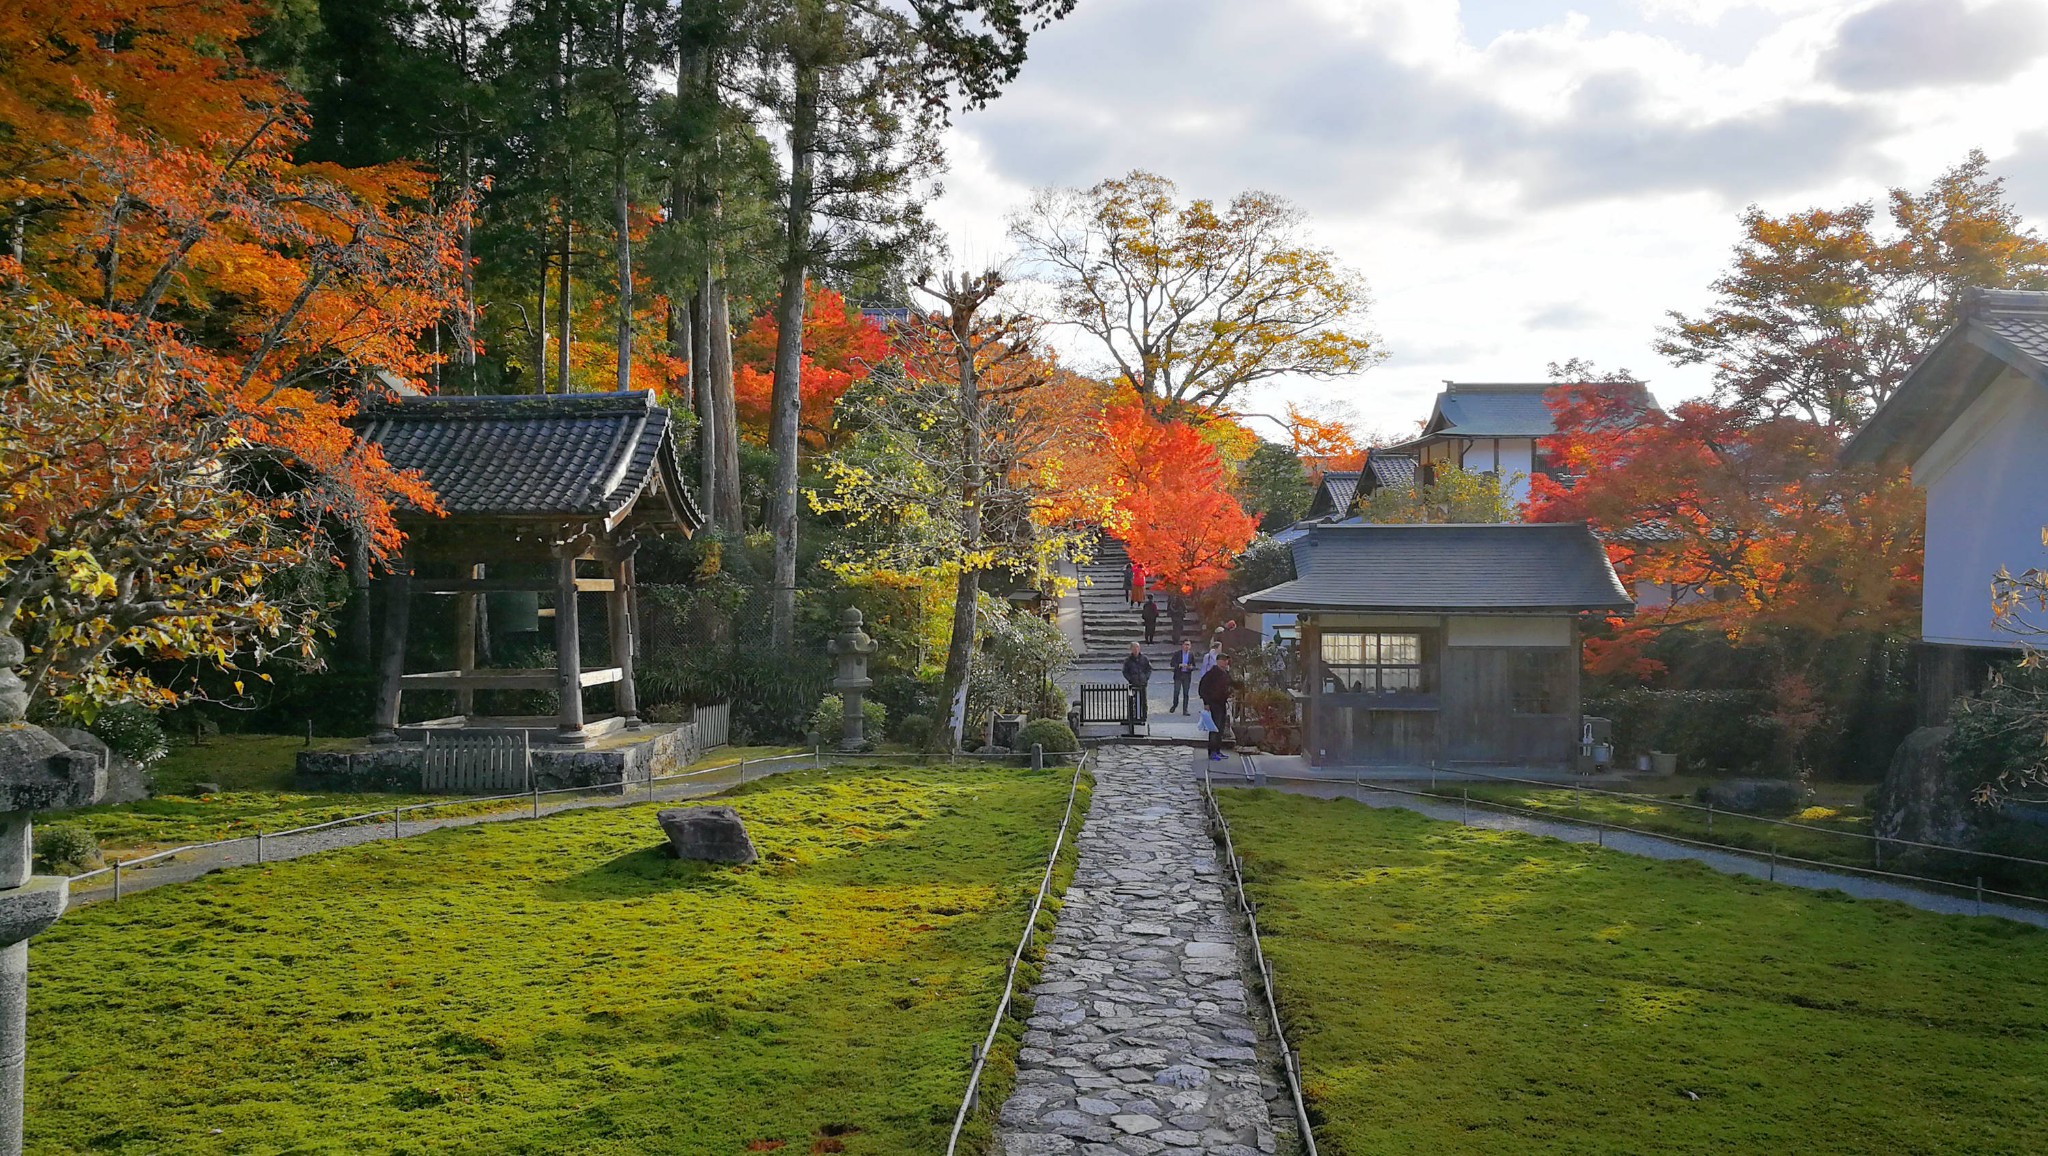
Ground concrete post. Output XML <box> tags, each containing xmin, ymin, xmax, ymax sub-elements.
<box><xmin>828</xmin><ymin>608</ymin><xmax>877</xmax><ymax>752</ymax></box>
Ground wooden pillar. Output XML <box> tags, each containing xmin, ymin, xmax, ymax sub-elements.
<box><xmin>454</xmin><ymin>563</ymin><xmax>481</xmax><ymax>719</ymax></box>
<box><xmin>554</xmin><ymin>551</ymin><xmax>585</xmax><ymax>743</ymax></box>
<box><xmin>371</xmin><ymin>563</ymin><xmax>412</xmax><ymax>743</ymax></box>
<box><xmin>607</xmin><ymin>553</ymin><xmax>640</xmax><ymax>726</ymax></box>
<box><xmin>1300</xmin><ymin>614</ymin><xmax>1321</xmax><ymax>766</ymax></box>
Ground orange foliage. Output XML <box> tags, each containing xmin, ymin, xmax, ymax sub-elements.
<box><xmin>732</xmin><ymin>285</ymin><xmax>888</xmax><ymax>446</ymax></box>
<box><xmin>1097</xmin><ymin>402</ymin><xmax>1257</xmax><ymax>589</ymax></box>
<box><xmin>1285</xmin><ymin>401</ymin><xmax>1364</xmax><ymax>479</ymax></box>
<box><xmin>1528</xmin><ymin>395</ymin><xmax>1923</xmax><ymax>649</ymax></box>
<box><xmin>0</xmin><ymin>2</ymin><xmax>468</xmax><ymax>707</ymax></box>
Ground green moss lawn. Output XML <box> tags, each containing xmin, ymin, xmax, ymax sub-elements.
<box><xmin>1216</xmin><ymin>788</ymin><xmax>2048</xmax><ymax>1155</ymax></box>
<box><xmin>29</xmin><ymin>762</ymin><xmax>1081</xmax><ymax>1154</ymax></box>
<box><xmin>46</xmin><ymin>735</ymin><xmax>802</xmax><ymax>858</ymax></box>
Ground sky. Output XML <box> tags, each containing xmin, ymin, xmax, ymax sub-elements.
<box><xmin>923</xmin><ymin>0</ymin><xmax>2048</xmax><ymax>441</ymax></box>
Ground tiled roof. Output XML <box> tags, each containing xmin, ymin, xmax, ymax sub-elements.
<box><xmin>1365</xmin><ymin>451</ymin><xmax>1417</xmax><ymax>488</ymax></box>
<box><xmin>1416</xmin><ymin>381</ymin><xmax>1661</xmax><ymax>441</ymax></box>
<box><xmin>1243</xmin><ymin>522</ymin><xmax>1633</xmax><ymax>614</ymax></box>
<box><xmin>1308</xmin><ymin>471</ymin><xmax>1361</xmax><ymax>519</ymax></box>
<box><xmin>357</xmin><ymin>392</ymin><xmax>701</xmax><ymax>529</ymax></box>
<box><xmin>1844</xmin><ymin>289</ymin><xmax>2048</xmax><ymax>467</ymax></box>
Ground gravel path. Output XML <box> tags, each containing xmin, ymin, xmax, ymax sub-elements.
<box><xmin>67</xmin><ymin>756</ymin><xmax>802</xmax><ymax>906</ymax></box>
<box><xmin>1230</xmin><ymin>765</ymin><xmax>2048</xmax><ymax>929</ymax></box>
<box><xmin>996</xmin><ymin>747</ymin><xmax>1296</xmax><ymax>1155</ymax></box>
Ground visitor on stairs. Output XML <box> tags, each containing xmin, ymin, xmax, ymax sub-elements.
<box><xmin>1197</xmin><ymin>640</ymin><xmax>1222</xmax><ymax>680</ymax></box>
<box><xmin>1129</xmin><ymin>563</ymin><xmax>1148</xmax><ymax>607</ymax></box>
<box><xmin>1167</xmin><ymin>592</ymin><xmax>1187</xmax><ymax>644</ymax></box>
<box><xmin>1170</xmin><ymin>640</ymin><xmax>1197</xmax><ymax>714</ymax></box>
<box><xmin>1122</xmin><ymin>642</ymin><xmax>1154</xmax><ymax>724</ymax></box>
<box><xmin>1199</xmin><ymin>655</ymin><xmax>1234</xmax><ymax>760</ymax></box>
<box><xmin>1141</xmin><ymin>595</ymin><xmax>1160</xmax><ymax>643</ymax></box>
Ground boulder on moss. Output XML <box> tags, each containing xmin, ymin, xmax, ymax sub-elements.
<box><xmin>657</xmin><ymin>806</ymin><xmax>757</xmax><ymax>865</ymax></box>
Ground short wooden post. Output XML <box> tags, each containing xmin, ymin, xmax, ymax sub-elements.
<box><xmin>1706</xmin><ymin>801</ymin><xmax>1714</xmax><ymax>835</ymax></box>
<box><xmin>113</xmin><ymin>860</ymin><xmax>121</xmax><ymax>902</ymax></box>
<box><xmin>553</xmin><ymin>551</ymin><xmax>585</xmax><ymax>744</ymax></box>
<box><xmin>256</xmin><ymin>830</ymin><xmax>264</xmax><ymax>864</ymax></box>
<box><xmin>1977</xmin><ymin>876</ymin><xmax>1985</xmax><ymax>915</ymax></box>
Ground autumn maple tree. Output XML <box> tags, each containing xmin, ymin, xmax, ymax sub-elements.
<box><xmin>1096</xmin><ymin>401</ymin><xmax>1258</xmax><ymax>590</ymax></box>
<box><xmin>0</xmin><ymin>3</ymin><xmax>467</xmax><ymax>713</ymax></box>
<box><xmin>732</xmin><ymin>283</ymin><xmax>889</xmax><ymax>446</ymax></box>
<box><xmin>1528</xmin><ymin>396</ymin><xmax>1923</xmax><ymax>678</ymax></box>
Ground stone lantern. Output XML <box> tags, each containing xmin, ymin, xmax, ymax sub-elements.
<box><xmin>0</xmin><ymin>633</ymin><xmax>104</xmax><ymax>1154</ymax></box>
<box><xmin>827</xmin><ymin>607</ymin><xmax>877</xmax><ymax>751</ymax></box>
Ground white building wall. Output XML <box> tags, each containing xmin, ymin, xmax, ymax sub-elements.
<box><xmin>1496</xmin><ymin>438</ymin><xmax>1536</xmax><ymax>505</ymax></box>
<box><xmin>1916</xmin><ymin>370</ymin><xmax>2048</xmax><ymax>649</ymax></box>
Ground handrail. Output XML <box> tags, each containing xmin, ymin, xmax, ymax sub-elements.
<box><xmin>943</xmin><ymin>749</ymin><xmax>1091</xmax><ymax>1154</ymax></box>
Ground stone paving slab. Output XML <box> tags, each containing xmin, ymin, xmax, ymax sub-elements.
<box><xmin>995</xmin><ymin>747</ymin><xmax>1295</xmax><ymax>1155</ymax></box>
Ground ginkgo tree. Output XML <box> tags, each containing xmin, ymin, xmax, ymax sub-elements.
<box><xmin>1010</xmin><ymin>170</ymin><xmax>1382</xmax><ymax>416</ymax></box>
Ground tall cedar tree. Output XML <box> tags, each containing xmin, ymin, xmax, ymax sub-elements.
<box><xmin>754</xmin><ymin>0</ymin><xmax>1079</xmax><ymax>650</ymax></box>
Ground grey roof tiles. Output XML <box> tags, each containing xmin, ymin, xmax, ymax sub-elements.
<box><xmin>357</xmin><ymin>391</ymin><xmax>701</xmax><ymax>528</ymax></box>
<box><xmin>1242</xmin><ymin>522</ymin><xmax>1633</xmax><ymax>614</ymax></box>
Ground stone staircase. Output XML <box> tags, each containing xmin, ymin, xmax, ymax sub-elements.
<box><xmin>1076</xmin><ymin>539</ymin><xmax>1149</xmax><ymax>664</ymax></box>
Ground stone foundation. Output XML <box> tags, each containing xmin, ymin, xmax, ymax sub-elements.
<box><xmin>295</xmin><ymin>723</ymin><xmax>694</xmax><ymax>793</ymax></box>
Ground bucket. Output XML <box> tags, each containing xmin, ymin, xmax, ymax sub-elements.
<box><xmin>1650</xmin><ymin>751</ymin><xmax>1679</xmax><ymax>776</ymax></box>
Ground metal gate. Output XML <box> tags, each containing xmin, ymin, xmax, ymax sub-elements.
<box><xmin>421</xmin><ymin>729</ymin><xmax>533</xmax><ymax>794</ymax></box>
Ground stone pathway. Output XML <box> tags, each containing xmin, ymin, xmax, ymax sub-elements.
<box><xmin>996</xmin><ymin>747</ymin><xmax>1294</xmax><ymax>1155</ymax></box>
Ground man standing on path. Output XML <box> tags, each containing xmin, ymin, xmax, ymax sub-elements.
<box><xmin>1140</xmin><ymin>594</ymin><xmax>1160</xmax><ymax>644</ymax></box>
<box><xmin>1199</xmin><ymin>654</ymin><xmax>1234</xmax><ymax>761</ymax></box>
<box><xmin>1169</xmin><ymin>640</ymin><xmax>1197</xmax><ymax>715</ymax></box>
<box><xmin>1122</xmin><ymin>642</ymin><xmax>1154</xmax><ymax>724</ymax></box>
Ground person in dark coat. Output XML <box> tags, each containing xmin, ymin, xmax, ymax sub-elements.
<box><xmin>1169</xmin><ymin>640</ymin><xmax>1198</xmax><ymax>714</ymax></box>
<box><xmin>1167</xmin><ymin>593</ymin><xmax>1187</xmax><ymax>645</ymax></box>
<box><xmin>1121</xmin><ymin>642</ymin><xmax>1154</xmax><ymax>722</ymax></box>
<box><xmin>1198</xmin><ymin>655</ymin><xmax>1234</xmax><ymax>760</ymax></box>
<box><xmin>1140</xmin><ymin>595</ymin><xmax>1160</xmax><ymax>643</ymax></box>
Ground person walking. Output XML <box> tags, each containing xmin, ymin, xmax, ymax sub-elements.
<box><xmin>1129</xmin><ymin>562</ymin><xmax>1148</xmax><ymax>607</ymax></box>
<box><xmin>1198</xmin><ymin>654</ymin><xmax>1234</xmax><ymax>761</ymax></box>
<box><xmin>1121</xmin><ymin>642</ymin><xmax>1154</xmax><ymax>724</ymax></box>
<box><xmin>1197</xmin><ymin>640</ymin><xmax>1222</xmax><ymax>680</ymax></box>
<box><xmin>1140</xmin><ymin>595</ymin><xmax>1160</xmax><ymax>644</ymax></box>
<box><xmin>1169</xmin><ymin>640</ymin><xmax>1198</xmax><ymax>715</ymax></box>
<box><xmin>1167</xmin><ymin>593</ymin><xmax>1187</xmax><ymax>645</ymax></box>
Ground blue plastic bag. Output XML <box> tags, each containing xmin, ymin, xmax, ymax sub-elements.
<box><xmin>1197</xmin><ymin>709</ymin><xmax>1217</xmax><ymax>733</ymax></box>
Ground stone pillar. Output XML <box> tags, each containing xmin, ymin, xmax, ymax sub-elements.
<box><xmin>828</xmin><ymin>608</ymin><xmax>877</xmax><ymax>751</ymax></box>
<box><xmin>0</xmin><ymin>632</ymin><xmax>104</xmax><ymax>1155</ymax></box>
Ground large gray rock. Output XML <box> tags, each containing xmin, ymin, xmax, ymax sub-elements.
<box><xmin>1872</xmin><ymin>725</ymin><xmax>1991</xmax><ymax>847</ymax></box>
<box><xmin>657</xmin><ymin>806</ymin><xmax>757</xmax><ymax>864</ymax></box>
<box><xmin>1695</xmin><ymin>777</ymin><xmax>1806</xmax><ymax>817</ymax></box>
<box><xmin>42</xmin><ymin>728</ymin><xmax>150</xmax><ymax>804</ymax></box>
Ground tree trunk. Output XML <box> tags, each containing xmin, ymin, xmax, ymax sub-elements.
<box><xmin>535</xmin><ymin>244</ymin><xmax>551</xmax><ymax>394</ymax></box>
<box><xmin>612</xmin><ymin>0</ymin><xmax>633</xmax><ymax>394</ymax></box>
<box><xmin>555</xmin><ymin>213</ymin><xmax>573</xmax><ymax>392</ymax></box>
<box><xmin>707</xmin><ymin>279</ymin><xmax>742</xmax><ymax>528</ymax></box>
<box><xmin>669</xmin><ymin>296</ymin><xmax>692</xmax><ymax>410</ymax></box>
<box><xmin>940</xmin><ymin>347</ymin><xmax>983</xmax><ymax>747</ymax></box>
<box><xmin>767</xmin><ymin>57</ymin><xmax>818</xmax><ymax>650</ymax></box>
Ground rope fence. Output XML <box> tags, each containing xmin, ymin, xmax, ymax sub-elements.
<box><xmin>1201</xmin><ymin>759</ymin><xmax>1320</xmax><ymax>1155</ymax></box>
<box><xmin>1229</xmin><ymin>761</ymin><xmax>2048</xmax><ymax>920</ymax></box>
<box><xmin>944</xmin><ymin>746</ymin><xmax>1091</xmax><ymax>1155</ymax></box>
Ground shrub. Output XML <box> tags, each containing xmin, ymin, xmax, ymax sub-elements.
<box><xmin>893</xmin><ymin>713</ymin><xmax>935</xmax><ymax>750</ymax></box>
<box><xmin>1015</xmin><ymin>718</ymin><xmax>1078</xmax><ymax>754</ymax></box>
<box><xmin>83</xmin><ymin>702</ymin><xmax>169</xmax><ymax>765</ymax></box>
<box><xmin>644</xmin><ymin>702</ymin><xmax>691</xmax><ymax>724</ymax></box>
<box><xmin>810</xmin><ymin>695</ymin><xmax>887</xmax><ymax>743</ymax></box>
<box><xmin>34</xmin><ymin>823</ymin><xmax>102</xmax><ymax>873</ymax></box>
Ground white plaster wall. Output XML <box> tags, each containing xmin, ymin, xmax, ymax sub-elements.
<box><xmin>1498</xmin><ymin>438</ymin><xmax>1535</xmax><ymax>505</ymax></box>
<box><xmin>1446</xmin><ymin>616</ymin><xmax>1571</xmax><ymax>647</ymax></box>
<box><xmin>1917</xmin><ymin>371</ymin><xmax>2048</xmax><ymax>649</ymax></box>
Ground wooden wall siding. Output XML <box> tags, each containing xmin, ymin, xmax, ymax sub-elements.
<box><xmin>1438</xmin><ymin>646</ymin><xmax>1576</xmax><ymax>766</ymax></box>
<box><xmin>1312</xmin><ymin>705</ymin><xmax>1437</xmax><ymax>765</ymax></box>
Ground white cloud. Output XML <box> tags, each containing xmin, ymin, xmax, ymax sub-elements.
<box><xmin>1820</xmin><ymin>0</ymin><xmax>2048</xmax><ymax>91</ymax></box>
<box><xmin>928</xmin><ymin>0</ymin><xmax>2048</xmax><ymax>433</ymax></box>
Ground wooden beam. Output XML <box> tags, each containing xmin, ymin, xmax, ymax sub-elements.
<box><xmin>454</xmin><ymin>563</ymin><xmax>480</xmax><ymax>716</ymax></box>
<box><xmin>401</xmin><ymin>667</ymin><xmax>624</xmax><ymax>691</ymax></box>
<box><xmin>607</xmin><ymin>555</ymin><xmax>639</xmax><ymax>725</ymax></box>
<box><xmin>412</xmin><ymin>576</ymin><xmax>616</xmax><ymax>594</ymax></box>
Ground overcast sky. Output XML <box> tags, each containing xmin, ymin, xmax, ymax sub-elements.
<box><xmin>924</xmin><ymin>0</ymin><xmax>2048</xmax><ymax>440</ymax></box>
